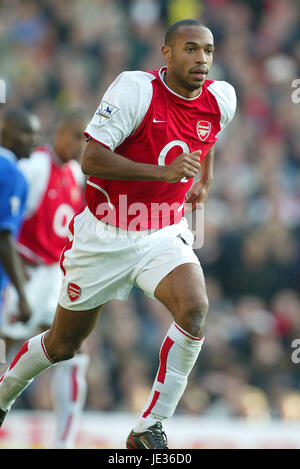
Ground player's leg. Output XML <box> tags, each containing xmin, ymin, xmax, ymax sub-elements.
<box><xmin>44</xmin><ymin>303</ymin><xmax>102</xmax><ymax>361</ymax></box>
<box><xmin>0</xmin><ymin>303</ymin><xmax>102</xmax><ymax>421</ymax></box>
<box><xmin>34</xmin><ymin>263</ymin><xmax>91</xmax><ymax>449</ymax></box>
<box><xmin>128</xmin><ymin>262</ymin><xmax>207</xmax><ymax>448</ymax></box>
<box><xmin>153</xmin><ymin>262</ymin><xmax>208</xmax><ymax>336</ymax></box>
<box><xmin>0</xmin><ymin>262</ymin><xmax>91</xmax><ymax>446</ymax></box>
<box><xmin>37</xmin><ymin>321</ymin><xmax>90</xmax><ymax>451</ymax></box>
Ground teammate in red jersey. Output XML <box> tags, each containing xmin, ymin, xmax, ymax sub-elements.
<box><xmin>0</xmin><ymin>113</ymin><xmax>89</xmax><ymax>448</ymax></box>
<box><xmin>0</xmin><ymin>19</ymin><xmax>236</xmax><ymax>449</ymax></box>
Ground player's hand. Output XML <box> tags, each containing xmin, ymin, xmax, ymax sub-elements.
<box><xmin>16</xmin><ymin>295</ymin><xmax>32</xmax><ymax>323</ymax></box>
<box><xmin>163</xmin><ymin>150</ymin><xmax>201</xmax><ymax>182</ymax></box>
<box><xmin>185</xmin><ymin>180</ymin><xmax>211</xmax><ymax>212</ymax></box>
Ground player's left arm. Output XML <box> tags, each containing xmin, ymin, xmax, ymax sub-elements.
<box><xmin>185</xmin><ymin>145</ymin><xmax>214</xmax><ymax>211</ymax></box>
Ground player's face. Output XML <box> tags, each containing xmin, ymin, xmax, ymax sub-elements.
<box><xmin>163</xmin><ymin>26</ymin><xmax>214</xmax><ymax>98</ymax></box>
<box><xmin>12</xmin><ymin>115</ymin><xmax>40</xmax><ymax>159</ymax></box>
<box><xmin>57</xmin><ymin>121</ymin><xmax>85</xmax><ymax>163</ymax></box>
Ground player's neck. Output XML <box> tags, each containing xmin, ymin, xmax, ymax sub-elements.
<box><xmin>163</xmin><ymin>72</ymin><xmax>202</xmax><ymax>99</ymax></box>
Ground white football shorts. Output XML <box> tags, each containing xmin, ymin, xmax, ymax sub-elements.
<box><xmin>1</xmin><ymin>263</ymin><xmax>62</xmax><ymax>340</ymax></box>
<box><xmin>58</xmin><ymin>206</ymin><xmax>201</xmax><ymax>311</ymax></box>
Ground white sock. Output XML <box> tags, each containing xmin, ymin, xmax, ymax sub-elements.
<box><xmin>0</xmin><ymin>332</ymin><xmax>54</xmax><ymax>411</ymax></box>
<box><xmin>134</xmin><ymin>322</ymin><xmax>204</xmax><ymax>432</ymax></box>
<box><xmin>51</xmin><ymin>353</ymin><xmax>89</xmax><ymax>449</ymax></box>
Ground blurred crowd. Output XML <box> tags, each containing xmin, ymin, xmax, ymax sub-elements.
<box><xmin>1</xmin><ymin>0</ymin><xmax>300</xmax><ymax>421</ymax></box>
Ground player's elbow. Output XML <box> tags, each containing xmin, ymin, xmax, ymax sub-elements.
<box><xmin>81</xmin><ymin>151</ymin><xmax>99</xmax><ymax>176</ymax></box>
<box><xmin>81</xmin><ymin>155</ymin><xmax>92</xmax><ymax>175</ymax></box>
<box><xmin>81</xmin><ymin>146</ymin><xmax>92</xmax><ymax>174</ymax></box>
<box><xmin>81</xmin><ymin>140</ymin><xmax>107</xmax><ymax>176</ymax></box>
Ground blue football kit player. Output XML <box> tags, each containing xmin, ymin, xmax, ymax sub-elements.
<box><xmin>0</xmin><ymin>147</ymin><xmax>28</xmax><ymax>301</ymax></box>
<box><xmin>0</xmin><ymin>109</ymin><xmax>40</xmax><ymax>323</ymax></box>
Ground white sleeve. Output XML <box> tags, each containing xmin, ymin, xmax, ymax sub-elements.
<box><xmin>207</xmin><ymin>81</ymin><xmax>237</xmax><ymax>132</ymax></box>
<box><xmin>84</xmin><ymin>71</ymin><xmax>154</xmax><ymax>151</ymax></box>
<box><xmin>18</xmin><ymin>151</ymin><xmax>51</xmax><ymax>218</ymax></box>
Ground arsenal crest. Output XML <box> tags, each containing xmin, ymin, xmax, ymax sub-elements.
<box><xmin>197</xmin><ymin>121</ymin><xmax>211</xmax><ymax>141</ymax></box>
<box><xmin>67</xmin><ymin>282</ymin><xmax>81</xmax><ymax>301</ymax></box>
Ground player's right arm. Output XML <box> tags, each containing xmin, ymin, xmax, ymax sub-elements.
<box><xmin>0</xmin><ymin>231</ymin><xmax>31</xmax><ymax>322</ymax></box>
<box><xmin>82</xmin><ymin>71</ymin><xmax>201</xmax><ymax>183</ymax></box>
<box><xmin>81</xmin><ymin>140</ymin><xmax>201</xmax><ymax>182</ymax></box>
<box><xmin>0</xmin><ymin>165</ymin><xmax>31</xmax><ymax>322</ymax></box>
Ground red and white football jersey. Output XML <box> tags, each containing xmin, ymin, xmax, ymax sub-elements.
<box><xmin>84</xmin><ymin>66</ymin><xmax>236</xmax><ymax>230</ymax></box>
<box><xmin>17</xmin><ymin>145</ymin><xmax>84</xmax><ymax>265</ymax></box>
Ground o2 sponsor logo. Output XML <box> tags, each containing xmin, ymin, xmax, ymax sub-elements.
<box><xmin>53</xmin><ymin>204</ymin><xmax>75</xmax><ymax>238</ymax></box>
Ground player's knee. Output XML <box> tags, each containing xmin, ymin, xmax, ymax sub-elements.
<box><xmin>184</xmin><ymin>298</ymin><xmax>209</xmax><ymax>336</ymax></box>
<box><xmin>55</xmin><ymin>345</ymin><xmax>76</xmax><ymax>362</ymax></box>
<box><xmin>45</xmin><ymin>333</ymin><xmax>79</xmax><ymax>362</ymax></box>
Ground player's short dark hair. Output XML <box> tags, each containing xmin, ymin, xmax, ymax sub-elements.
<box><xmin>1</xmin><ymin>108</ymin><xmax>34</xmax><ymax>128</ymax></box>
<box><xmin>56</xmin><ymin>108</ymin><xmax>88</xmax><ymax>130</ymax></box>
<box><xmin>165</xmin><ymin>19</ymin><xmax>208</xmax><ymax>46</ymax></box>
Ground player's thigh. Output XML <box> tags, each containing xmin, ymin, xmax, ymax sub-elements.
<box><xmin>154</xmin><ymin>262</ymin><xmax>209</xmax><ymax>334</ymax></box>
<box><xmin>45</xmin><ymin>303</ymin><xmax>103</xmax><ymax>360</ymax></box>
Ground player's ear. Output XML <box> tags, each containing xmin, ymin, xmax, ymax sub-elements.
<box><xmin>162</xmin><ymin>45</ymin><xmax>172</xmax><ymax>63</ymax></box>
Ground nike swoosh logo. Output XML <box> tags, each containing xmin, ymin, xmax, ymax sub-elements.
<box><xmin>153</xmin><ymin>118</ymin><xmax>166</xmax><ymax>123</ymax></box>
